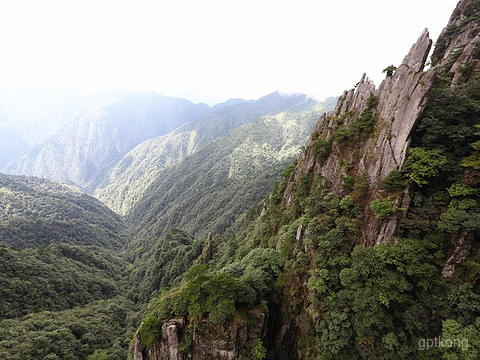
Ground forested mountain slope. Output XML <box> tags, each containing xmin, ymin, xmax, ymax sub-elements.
<box><xmin>122</xmin><ymin>99</ymin><xmax>333</xmax><ymax>306</ymax></box>
<box><xmin>0</xmin><ymin>243</ymin><xmax>127</xmax><ymax>318</ymax></box>
<box><xmin>134</xmin><ymin>1</ymin><xmax>480</xmax><ymax>359</ymax></box>
<box><xmin>0</xmin><ymin>173</ymin><xmax>134</xmax><ymax>359</ymax></box>
<box><xmin>0</xmin><ymin>86</ymin><xmax>91</xmax><ymax>168</ymax></box>
<box><xmin>127</xmin><ymin>99</ymin><xmax>328</xmax><ymax>241</ymax></box>
<box><xmin>0</xmin><ymin>296</ymin><xmax>135</xmax><ymax>360</ymax></box>
<box><xmin>2</xmin><ymin>90</ymin><xmax>209</xmax><ymax>191</ymax></box>
<box><xmin>96</xmin><ymin>92</ymin><xmax>334</xmax><ymax>215</ymax></box>
<box><xmin>0</xmin><ymin>173</ymin><xmax>126</xmax><ymax>249</ymax></box>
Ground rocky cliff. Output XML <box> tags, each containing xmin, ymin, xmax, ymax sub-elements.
<box><xmin>133</xmin><ymin>308</ymin><xmax>267</xmax><ymax>360</ymax></box>
<box><xmin>132</xmin><ymin>1</ymin><xmax>480</xmax><ymax>359</ymax></box>
<box><xmin>285</xmin><ymin>0</ymin><xmax>480</xmax><ymax>247</ymax></box>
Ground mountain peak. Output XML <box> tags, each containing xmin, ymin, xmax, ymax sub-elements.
<box><xmin>211</xmin><ymin>98</ymin><xmax>253</xmax><ymax>111</ymax></box>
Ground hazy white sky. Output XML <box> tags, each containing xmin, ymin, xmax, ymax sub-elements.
<box><xmin>0</xmin><ymin>0</ymin><xmax>459</xmax><ymax>105</ymax></box>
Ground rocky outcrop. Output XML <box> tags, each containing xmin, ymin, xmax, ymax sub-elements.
<box><xmin>365</xmin><ymin>29</ymin><xmax>433</xmax><ymax>186</ymax></box>
<box><xmin>432</xmin><ymin>0</ymin><xmax>480</xmax><ymax>70</ymax></box>
<box><xmin>144</xmin><ymin>319</ymin><xmax>185</xmax><ymax>360</ymax></box>
<box><xmin>197</xmin><ymin>233</ymin><xmax>214</xmax><ymax>264</ymax></box>
<box><xmin>442</xmin><ymin>230</ymin><xmax>473</xmax><ymax>279</ymax></box>
<box><xmin>135</xmin><ymin>308</ymin><xmax>267</xmax><ymax>360</ymax></box>
<box><xmin>286</xmin><ymin>0</ymin><xmax>480</xmax><ymax>246</ymax></box>
<box><xmin>287</xmin><ymin>29</ymin><xmax>435</xmax><ymax>245</ymax></box>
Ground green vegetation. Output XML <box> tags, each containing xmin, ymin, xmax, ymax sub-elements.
<box><xmin>370</xmin><ymin>198</ymin><xmax>399</xmax><ymax>219</ymax></box>
<box><xmin>403</xmin><ymin>147</ymin><xmax>447</xmax><ymax>186</ymax></box>
<box><xmin>382</xmin><ymin>170</ymin><xmax>407</xmax><ymax>193</ymax></box>
<box><xmin>461</xmin><ymin>124</ymin><xmax>480</xmax><ymax>169</ymax></box>
<box><xmin>382</xmin><ymin>65</ymin><xmax>397</xmax><ymax>77</ymax></box>
<box><xmin>311</xmin><ymin>136</ymin><xmax>333</xmax><ymax>165</ymax></box>
<box><xmin>334</xmin><ymin>95</ymin><xmax>378</xmax><ymax>145</ymax></box>
<box><xmin>0</xmin><ymin>297</ymin><xmax>134</xmax><ymax>360</ymax></box>
<box><xmin>126</xmin><ymin>228</ymin><xmax>203</xmax><ymax>304</ymax></box>
<box><xmin>0</xmin><ymin>174</ymin><xmax>126</xmax><ymax>249</ymax></box>
<box><xmin>0</xmin><ymin>243</ymin><xmax>126</xmax><ymax>318</ymax></box>
<box><xmin>144</xmin><ymin>248</ymin><xmax>280</xmax><ymax>328</ymax></box>
<box><xmin>0</xmin><ymin>174</ymin><xmax>133</xmax><ymax>359</ymax></box>
<box><xmin>250</xmin><ymin>339</ymin><xmax>267</xmax><ymax>359</ymax></box>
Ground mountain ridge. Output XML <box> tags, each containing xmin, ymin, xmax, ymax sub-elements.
<box><xmin>2</xmin><ymin>90</ymin><xmax>210</xmax><ymax>192</ymax></box>
<box><xmin>0</xmin><ymin>173</ymin><xmax>127</xmax><ymax>250</ymax></box>
<box><xmin>96</xmin><ymin>92</ymin><xmax>329</xmax><ymax>215</ymax></box>
<box><xmin>132</xmin><ymin>1</ymin><xmax>480</xmax><ymax>358</ymax></box>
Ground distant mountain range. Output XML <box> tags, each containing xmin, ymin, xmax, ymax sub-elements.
<box><xmin>1</xmin><ymin>87</ymin><xmax>335</xmax><ymax>217</ymax></box>
<box><xmin>125</xmin><ymin>98</ymin><xmax>330</xmax><ymax>239</ymax></box>
<box><xmin>2</xmin><ymin>89</ymin><xmax>209</xmax><ymax>191</ymax></box>
<box><xmin>1</xmin><ymin>1</ymin><xmax>479</xmax><ymax>359</ymax></box>
<box><xmin>95</xmin><ymin>92</ymin><xmax>330</xmax><ymax>214</ymax></box>
<box><xmin>0</xmin><ymin>86</ymin><xmax>336</xmax><ymax>358</ymax></box>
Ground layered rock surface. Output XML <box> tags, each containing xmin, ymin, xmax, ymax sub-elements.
<box><xmin>286</xmin><ymin>29</ymin><xmax>434</xmax><ymax>245</ymax></box>
<box><xmin>134</xmin><ymin>309</ymin><xmax>267</xmax><ymax>360</ymax></box>
<box><xmin>286</xmin><ymin>0</ymin><xmax>480</xmax><ymax>245</ymax></box>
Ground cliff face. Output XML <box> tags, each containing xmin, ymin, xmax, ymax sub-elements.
<box><xmin>285</xmin><ymin>31</ymin><xmax>433</xmax><ymax>246</ymax></box>
<box><xmin>432</xmin><ymin>0</ymin><xmax>480</xmax><ymax>75</ymax></box>
<box><xmin>286</xmin><ymin>0</ymin><xmax>480</xmax><ymax>246</ymax></box>
<box><xmin>134</xmin><ymin>308</ymin><xmax>267</xmax><ymax>360</ymax></box>
<box><xmin>272</xmin><ymin>1</ymin><xmax>480</xmax><ymax>355</ymax></box>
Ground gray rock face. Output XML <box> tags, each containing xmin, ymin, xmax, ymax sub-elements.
<box><xmin>287</xmin><ymin>28</ymin><xmax>435</xmax><ymax>245</ymax></box>
<box><xmin>325</xmin><ymin>29</ymin><xmax>433</xmax><ymax>192</ymax></box>
<box><xmin>134</xmin><ymin>319</ymin><xmax>184</xmax><ymax>360</ymax></box>
<box><xmin>135</xmin><ymin>308</ymin><xmax>267</xmax><ymax>360</ymax></box>
<box><xmin>450</xmin><ymin>34</ymin><xmax>480</xmax><ymax>85</ymax></box>
<box><xmin>133</xmin><ymin>331</ymin><xmax>144</xmax><ymax>360</ymax></box>
<box><xmin>367</xmin><ymin>30</ymin><xmax>433</xmax><ymax>184</ymax></box>
<box><xmin>403</xmin><ymin>28</ymin><xmax>433</xmax><ymax>72</ymax></box>
<box><xmin>441</xmin><ymin>230</ymin><xmax>473</xmax><ymax>279</ymax></box>
<box><xmin>286</xmin><ymin>0</ymin><xmax>480</xmax><ymax>245</ymax></box>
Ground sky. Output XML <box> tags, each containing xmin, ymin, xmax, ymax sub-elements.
<box><xmin>0</xmin><ymin>0</ymin><xmax>460</xmax><ymax>105</ymax></box>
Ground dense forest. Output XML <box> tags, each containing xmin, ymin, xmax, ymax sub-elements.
<box><xmin>0</xmin><ymin>174</ymin><xmax>134</xmax><ymax>359</ymax></box>
<box><xmin>1</xmin><ymin>1</ymin><xmax>479</xmax><ymax>359</ymax></box>
<box><xmin>135</xmin><ymin>1</ymin><xmax>480</xmax><ymax>359</ymax></box>
<box><xmin>0</xmin><ymin>174</ymin><xmax>127</xmax><ymax>249</ymax></box>
<box><xmin>0</xmin><ymin>94</ymin><xmax>332</xmax><ymax>358</ymax></box>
